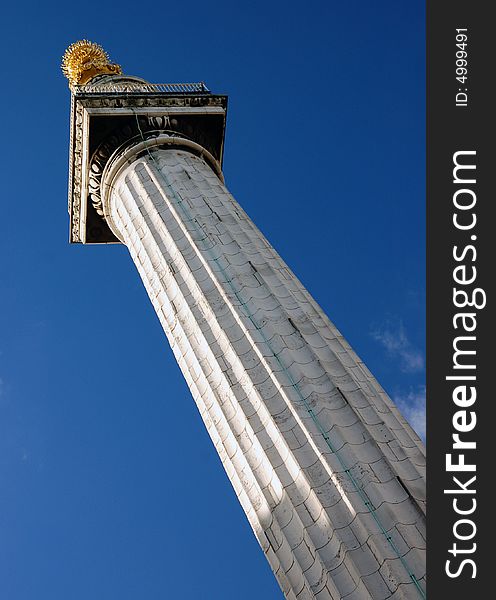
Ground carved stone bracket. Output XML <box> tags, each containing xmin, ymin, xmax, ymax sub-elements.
<box><xmin>70</xmin><ymin>101</ymin><xmax>85</xmax><ymax>243</ymax></box>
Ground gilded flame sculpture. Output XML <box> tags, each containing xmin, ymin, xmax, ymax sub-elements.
<box><xmin>61</xmin><ymin>40</ymin><xmax>122</xmax><ymax>86</ymax></box>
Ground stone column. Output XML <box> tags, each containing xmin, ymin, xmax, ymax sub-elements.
<box><xmin>101</xmin><ymin>142</ymin><xmax>426</xmax><ymax>600</ymax></box>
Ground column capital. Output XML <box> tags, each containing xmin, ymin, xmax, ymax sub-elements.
<box><xmin>100</xmin><ymin>136</ymin><xmax>223</xmax><ymax>243</ymax></box>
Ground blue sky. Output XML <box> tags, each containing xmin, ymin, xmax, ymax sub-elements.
<box><xmin>0</xmin><ymin>1</ymin><xmax>425</xmax><ymax>598</ymax></box>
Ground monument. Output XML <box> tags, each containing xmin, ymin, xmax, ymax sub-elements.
<box><xmin>63</xmin><ymin>41</ymin><xmax>426</xmax><ymax>599</ymax></box>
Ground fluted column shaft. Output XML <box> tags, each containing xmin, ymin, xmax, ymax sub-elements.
<box><xmin>106</xmin><ymin>146</ymin><xmax>426</xmax><ymax>600</ymax></box>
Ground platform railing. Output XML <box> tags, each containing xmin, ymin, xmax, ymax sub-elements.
<box><xmin>74</xmin><ymin>82</ymin><xmax>210</xmax><ymax>94</ymax></box>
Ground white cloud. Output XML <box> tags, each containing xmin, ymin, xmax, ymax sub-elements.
<box><xmin>371</xmin><ymin>320</ymin><xmax>424</xmax><ymax>373</ymax></box>
<box><xmin>394</xmin><ymin>386</ymin><xmax>426</xmax><ymax>441</ymax></box>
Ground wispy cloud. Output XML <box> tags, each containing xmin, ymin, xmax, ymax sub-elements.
<box><xmin>394</xmin><ymin>386</ymin><xmax>426</xmax><ymax>441</ymax></box>
<box><xmin>371</xmin><ymin>319</ymin><xmax>424</xmax><ymax>373</ymax></box>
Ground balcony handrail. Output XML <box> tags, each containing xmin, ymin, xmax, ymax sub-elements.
<box><xmin>73</xmin><ymin>82</ymin><xmax>210</xmax><ymax>95</ymax></box>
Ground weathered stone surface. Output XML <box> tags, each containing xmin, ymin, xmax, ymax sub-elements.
<box><xmin>103</xmin><ymin>147</ymin><xmax>426</xmax><ymax>599</ymax></box>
